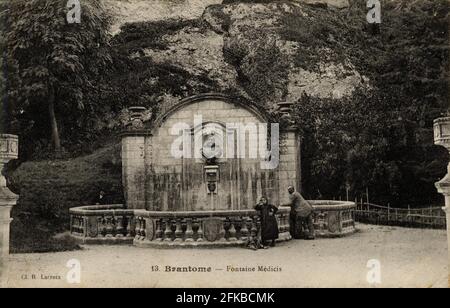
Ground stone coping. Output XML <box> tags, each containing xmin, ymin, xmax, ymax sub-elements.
<box><xmin>70</xmin><ymin>204</ymin><xmax>133</xmax><ymax>216</ymax></box>
<box><xmin>133</xmin><ymin>207</ymin><xmax>291</xmax><ymax>218</ymax></box>
<box><xmin>434</xmin><ymin>117</ymin><xmax>450</xmax><ymax>124</ymax></box>
<box><xmin>0</xmin><ymin>134</ymin><xmax>19</xmax><ymax>140</ymax></box>
<box><xmin>69</xmin><ymin>201</ymin><xmax>356</xmax><ymax>216</ymax></box>
<box><xmin>309</xmin><ymin>200</ymin><xmax>356</xmax><ymax>211</ymax></box>
<box><xmin>69</xmin><ymin>201</ymin><xmax>357</xmax><ymax>246</ymax></box>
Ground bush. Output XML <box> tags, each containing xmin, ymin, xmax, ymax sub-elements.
<box><xmin>292</xmin><ymin>89</ymin><xmax>449</xmax><ymax>207</ymax></box>
<box><xmin>8</xmin><ymin>144</ymin><xmax>123</xmax><ymax>253</ymax></box>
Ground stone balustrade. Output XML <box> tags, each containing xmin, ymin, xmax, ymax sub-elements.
<box><xmin>69</xmin><ymin>204</ymin><xmax>135</xmax><ymax>244</ymax></box>
<box><xmin>133</xmin><ymin>208</ymin><xmax>292</xmax><ymax>248</ymax></box>
<box><xmin>69</xmin><ymin>201</ymin><xmax>357</xmax><ymax>247</ymax></box>
<box><xmin>310</xmin><ymin>201</ymin><xmax>357</xmax><ymax>237</ymax></box>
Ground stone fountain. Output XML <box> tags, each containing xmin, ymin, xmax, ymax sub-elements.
<box><xmin>433</xmin><ymin>116</ymin><xmax>450</xmax><ymax>286</ymax></box>
<box><xmin>0</xmin><ymin>134</ymin><xmax>19</xmax><ymax>287</ymax></box>
<box><xmin>69</xmin><ymin>94</ymin><xmax>357</xmax><ymax>247</ymax></box>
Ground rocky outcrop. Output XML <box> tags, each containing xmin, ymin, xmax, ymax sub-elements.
<box><xmin>298</xmin><ymin>0</ymin><xmax>349</xmax><ymax>9</ymax></box>
<box><xmin>105</xmin><ymin>0</ymin><xmax>222</xmax><ymax>34</ymax></box>
<box><xmin>108</xmin><ymin>0</ymin><xmax>366</xmax><ymax>105</ymax></box>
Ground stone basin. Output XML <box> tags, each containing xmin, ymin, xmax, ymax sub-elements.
<box><xmin>69</xmin><ymin>200</ymin><xmax>356</xmax><ymax>247</ymax></box>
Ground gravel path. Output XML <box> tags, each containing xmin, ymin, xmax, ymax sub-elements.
<box><xmin>5</xmin><ymin>224</ymin><xmax>448</xmax><ymax>288</ymax></box>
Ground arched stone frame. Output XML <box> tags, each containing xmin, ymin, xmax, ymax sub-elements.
<box><xmin>147</xmin><ymin>93</ymin><xmax>271</xmax><ymax>133</ymax></box>
<box><xmin>121</xmin><ymin>93</ymin><xmax>301</xmax><ymax>210</ymax></box>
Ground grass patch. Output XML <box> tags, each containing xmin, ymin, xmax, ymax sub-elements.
<box><xmin>8</xmin><ymin>144</ymin><xmax>123</xmax><ymax>253</ymax></box>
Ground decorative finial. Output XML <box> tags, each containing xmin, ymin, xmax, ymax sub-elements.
<box><xmin>128</xmin><ymin>106</ymin><xmax>147</xmax><ymax>130</ymax></box>
<box><xmin>277</xmin><ymin>102</ymin><xmax>295</xmax><ymax>128</ymax></box>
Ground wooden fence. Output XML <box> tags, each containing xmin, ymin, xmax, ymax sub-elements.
<box><xmin>354</xmin><ymin>202</ymin><xmax>447</xmax><ymax>229</ymax></box>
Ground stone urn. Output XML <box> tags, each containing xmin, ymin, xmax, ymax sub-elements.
<box><xmin>128</xmin><ymin>106</ymin><xmax>147</xmax><ymax>130</ymax></box>
<box><xmin>0</xmin><ymin>134</ymin><xmax>19</xmax><ymax>287</ymax></box>
<box><xmin>433</xmin><ymin>117</ymin><xmax>450</xmax><ymax>286</ymax></box>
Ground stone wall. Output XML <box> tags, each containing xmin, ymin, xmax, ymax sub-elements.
<box><xmin>105</xmin><ymin>0</ymin><xmax>223</xmax><ymax>34</ymax></box>
<box><xmin>122</xmin><ymin>95</ymin><xmax>301</xmax><ymax>211</ymax></box>
<box><xmin>278</xmin><ymin>130</ymin><xmax>301</xmax><ymax>205</ymax></box>
<box><xmin>122</xmin><ymin>135</ymin><xmax>147</xmax><ymax>209</ymax></box>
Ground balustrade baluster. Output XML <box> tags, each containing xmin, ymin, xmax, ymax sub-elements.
<box><xmin>74</xmin><ymin>216</ymin><xmax>78</xmax><ymax>234</ymax></box>
<box><xmin>164</xmin><ymin>219</ymin><xmax>173</xmax><ymax>241</ymax></box>
<box><xmin>116</xmin><ymin>216</ymin><xmax>124</xmax><ymax>238</ymax></box>
<box><xmin>174</xmin><ymin>219</ymin><xmax>183</xmax><ymax>242</ymax></box>
<box><xmin>196</xmin><ymin>219</ymin><xmax>204</xmax><ymax>242</ymax></box>
<box><xmin>125</xmin><ymin>216</ymin><xmax>132</xmax><ymax>237</ymax></box>
<box><xmin>99</xmin><ymin>217</ymin><xmax>106</xmax><ymax>237</ymax></box>
<box><xmin>284</xmin><ymin>214</ymin><xmax>289</xmax><ymax>233</ymax></box>
<box><xmin>240</xmin><ymin>217</ymin><xmax>249</xmax><ymax>241</ymax></box>
<box><xmin>185</xmin><ymin>219</ymin><xmax>194</xmax><ymax>242</ymax></box>
<box><xmin>106</xmin><ymin>217</ymin><xmax>114</xmax><ymax>238</ymax></box>
<box><xmin>277</xmin><ymin>214</ymin><xmax>283</xmax><ymax>233</ymax></box>
<box><xmin>155</xmin><ymin>219</ymin><xmax>163</xmax><ymax>241</ymax></box>
<box><xmin>135</xmin><ymin>217</ymin><xmax>141</xmax><ymax>240</ymax></box>
<box><xmin>112</xmin><ymin>216</ymin><xmax>117</xmax><ymax>237</ymax></box>
<box><xmin>283</xmin><ymin>214</ymin><xmax>288</xmax><ymax>233</ymax></box>
<box><xmin>228</xmin><ymin>218</ymin><xmax>237</xmax><ymax>241</ymax></box>
<box><xmin>140</xmin><ymin>217</ymin><xmax>146</xmax><ymax>240</ymax></box>
<box><xmin>251</xmin><ymin>216</ymin><xmax>259</xmax><ymax>239</ymax></box>
<box><xmin>82</xmin><ymin>216</ymin><xmax>86</xmax><ymax>235</ymax></box>
<box><xmin>73</xmin><ymin>216</ymin><xmax>78</xmax><ymax>234</ymax></box>
<box><xmin>219</xmin><ymin>219</ymin><xmax>226</xmax><ymax>242</ymax></box>
<box><xmin>73</xmin><ymin>216</ymin><xmax>77</xmax><ymax>234</ymax></box>
<box><xmin>83</xmin><ymin>217</ymin><xmax>89</xmax><ymax>237</ymax></box>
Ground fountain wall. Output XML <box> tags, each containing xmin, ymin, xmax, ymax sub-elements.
<box><xmin>69</xmin><ymin>93</ymin><xmax>357</xmax><ymax>248</ymax></box>
<box><xmin>122</xmin><ymin>93</ymin><xmax>301</xmax><ymax>211</ymax></box>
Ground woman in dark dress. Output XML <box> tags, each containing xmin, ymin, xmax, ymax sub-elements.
<box><xmin>255</xmin><ymin>197</ymin><xmax>279</xmax><ymax>248</ymax></box>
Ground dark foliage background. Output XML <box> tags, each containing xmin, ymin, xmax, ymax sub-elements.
<box><xmin>291</xmin><ymin>0</ymin><xmax>449</xmax><ymax>206</ymax></box>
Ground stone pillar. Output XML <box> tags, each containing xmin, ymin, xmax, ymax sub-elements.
<box><xmin>277</xmin><ymin>102</ymin><xmax>301</xmax><ymax>205</ymax></box>
<box><xmin>433</xmin><ymin>117</ymin><xmax>450</xmax><ymax>287</ymax></box>
<box><xmin>0</xmin><ymin>134</ymin><xmax>19</xmax><ymax>288</ymax></box>
<box><xmin>122</xmin><ymin>107</ymin><xmax>151</xmax><ymax>210</ymax></box>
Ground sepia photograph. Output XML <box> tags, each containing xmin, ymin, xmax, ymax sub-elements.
<box><xmin>0</xmin><ymin>0</ymin><xmax>449</xmax><ymax>291</ymax></box>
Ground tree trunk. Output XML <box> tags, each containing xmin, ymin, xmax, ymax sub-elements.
<box><xmin>48</xmin><ymin>88</ymin><xmax>62</xmax><ymax>154</ymax></box>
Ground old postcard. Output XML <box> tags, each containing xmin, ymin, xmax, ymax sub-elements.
<box><xmin>0</xmin><ymin>0</ymin><xmax>449</xmax><ymax>291</ymax></box>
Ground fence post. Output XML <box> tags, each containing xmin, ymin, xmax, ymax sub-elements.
<box><xmin>387</xmin><ymin>203</ymin><xmax>390</xmax><ymax>224</ymax></box>
<box><xmin>407</xmin><ymin>205</ymin><xmax>411</xmax><ymax>227</ymax></box>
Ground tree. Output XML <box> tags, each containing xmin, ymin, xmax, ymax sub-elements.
<box><xmin>2</xmin><ymin>0</ymin><xmax>111</xmax><ymax>153</ymax></box>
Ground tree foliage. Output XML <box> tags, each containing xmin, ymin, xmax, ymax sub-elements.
<box><xmin>2</xmin><ymin>0</ymin><xmax>449</xmax><ymax>207</ymax></box>
<box><xmin>1</xmin><ymin>0</ymin><xmax>111</xmax><ymax>157</ymax></box>
<box><xmin>292</xmin><ymin>0</ymin><xmax>449</xmax><ymax>206</ymax></box>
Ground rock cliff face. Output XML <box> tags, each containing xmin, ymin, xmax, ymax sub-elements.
<box><xmin>105</xmin><ymin>0</ymin><xmax>350</xmax><ymax>32</ymax></box>
<box><xmin>105</xmin><ymin>0</ymin><xmax>223</xmax><ymax>33</ymax></box>
<box><xmin>107</xmin><ymin>0</ymin><xmax>365</xmax><ymax>106</ymax></box>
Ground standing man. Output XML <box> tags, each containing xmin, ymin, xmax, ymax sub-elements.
<box><xmin>283</xmin><ymin>186</ymin><xmax>315</xmax><ymax>240</ymax></box>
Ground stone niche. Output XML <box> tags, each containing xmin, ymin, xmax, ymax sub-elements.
<box><xmin>121</xmin><ymin>93</ymin><xmax>301</xmax><ymax>211</ymax></box>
